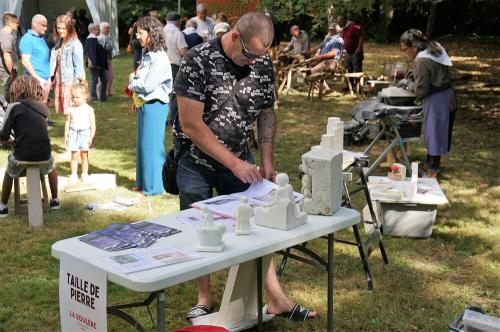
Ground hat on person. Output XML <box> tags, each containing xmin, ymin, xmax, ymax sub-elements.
<box><xmin>213</xmin><ymin>22</ymin><xmax>231</xmax><ymax>35</ymax></box>
<box><xmin>329</xmin><ymin>23</ymin><xmax>340</xmax><ymax>30</ymax></box>
<box><xmin>166</xmin><ymin>11</ymin><xmax>180</xmax><ymax>22</ymax></box>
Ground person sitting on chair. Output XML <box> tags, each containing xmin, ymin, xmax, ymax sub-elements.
<box><xmin>0</xmin><ymin>76</ymin><xmax>60</xmax><ymax>217</ymax></box>
<box><xmin>309</xmin><ymin>23</ymin><xmax>344</xmax><ymax>75</ymax></box>
<box><xmin>285</xmin><ymin>25</ymin><xmax>310</xmax><ymax>56</ymax></box>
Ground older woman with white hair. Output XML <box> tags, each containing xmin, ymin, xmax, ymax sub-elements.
<box><xmin>97</xmin><ymin>21</ymin><xmax>113</xmax><ymax>97</ymax></box>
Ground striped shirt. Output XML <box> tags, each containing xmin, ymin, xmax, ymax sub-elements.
<box><xmin>319</xmin><ymin>34</ymin><xmax>344</xmax><ymax>60</ymax></box>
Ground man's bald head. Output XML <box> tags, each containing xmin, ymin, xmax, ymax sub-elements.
<box><xmin>32</xmin><ymin>14</ymin><xmax>47</xmax><ymax>26</ymax></box>
<box><xmin>290</xmin><ymin>25</ymin><xmax>301</xmax><ymax>37</ymax></box>
<box><xmin>31</xmin><ymin>14</ymin><xmax>47</xmax><ymax>35</ymax></box>
<box><xmin>236</xmin><ymin>12</ymin><xmax>274</xmax><ymax>49</ymax></box>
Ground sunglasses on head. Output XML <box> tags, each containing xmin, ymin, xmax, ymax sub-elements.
<box><xmin>237</xmin><ymin>28</ymin><xmax>259</xmax><ymax>59</ymax></box>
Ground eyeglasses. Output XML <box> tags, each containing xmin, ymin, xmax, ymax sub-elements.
<box><xmin>238</xmin><ymin>29</ymin><xmax>259</xmax><ymax>59</ymax></box>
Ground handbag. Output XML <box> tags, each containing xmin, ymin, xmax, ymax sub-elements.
<box><xmin>162</xmin><ymin>148</ymin><xmax>181</xmax><ymax>195</ymax></box>
<box><xmin>162</xmin><ymin>85</ymin><xmax>237</xmax><ymax>195</ymax></box>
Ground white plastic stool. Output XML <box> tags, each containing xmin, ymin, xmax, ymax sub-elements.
<box><xmin>14</xmin><ymin>160</ymin><xmax>50</xmax><ymax>228</ymax></box>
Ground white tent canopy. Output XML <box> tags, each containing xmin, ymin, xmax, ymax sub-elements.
<box><xmin>1</xmin><ymin>0</ymin><xmax>119</xmax><ymax>54</ymax></box>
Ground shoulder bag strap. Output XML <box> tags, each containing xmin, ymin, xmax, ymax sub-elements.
<box><xmin>205</xmin><ymin>82</ymin><xmax>237</xmax><ymax>125</ymax></box>
<box><xmin>174</xmin><ymin>83</ymin><xmax>237</xmax><ymax>162</ymax></box>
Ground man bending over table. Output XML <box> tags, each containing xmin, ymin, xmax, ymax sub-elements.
<box><xmin>173</xmin><ymin>12</ymin><xmax>317</xmax><ymax>322</ymax></box>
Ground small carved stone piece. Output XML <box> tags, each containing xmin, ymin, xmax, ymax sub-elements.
<box><xmin>196</xmin><ymin>206</ymin><xmax>225</xmax><ymax>252</ymax></box>
<box><xmin>235</xmin><ymin>196</ymin><xmax>253</xmax><ymax>235</ymax></box>
<box><xmin>254</xmin><ymin>173</ymin><xmax>307</xmax><ymax>231</ymax></box>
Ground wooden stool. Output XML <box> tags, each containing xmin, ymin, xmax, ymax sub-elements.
<box><xmin>343</xmin><ymin>72</ymin><xmax>365</xmax><ymax>96</ymax></box>
<box><xmin>14</xmin><ymin>160</ymin><xmax>50</xmax><ymax>228</ymax></box>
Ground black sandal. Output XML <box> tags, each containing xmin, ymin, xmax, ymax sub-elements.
<box><xmin>276</xmin><ymin>303</ymin><xmax>315</xmax><ymax>322</ymax></box>
<box><xmin>187</xmin><ymin>304</ymin><xmax>212</xmax><ymax>319</ymax></box>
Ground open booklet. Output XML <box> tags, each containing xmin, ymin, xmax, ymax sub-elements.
<box><xmin>191</xmin><ymin>179</ymin><xmax>304</xmax><ymax>219</ymax></box>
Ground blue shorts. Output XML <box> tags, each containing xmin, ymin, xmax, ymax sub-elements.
<box><xmin>67</xmin><ymin>128</ymin><xmax>91</xmax><ymax>151</ymax></box>
<box><xmin>6</xmin><ymin>153</ymin><xmax>56</xmax><ymax>179</ymax></box>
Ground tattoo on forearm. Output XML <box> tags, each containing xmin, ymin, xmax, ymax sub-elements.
<box><xmin>257</xmin><ymin>107</ymin><xmax>276</xmax><ymax>144</ymax></box>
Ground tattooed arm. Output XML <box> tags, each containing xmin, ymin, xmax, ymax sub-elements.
<box><xmin>257</xmin><ymin>106</ymin><xmax>277</xmax><ymax>182</ymax></box>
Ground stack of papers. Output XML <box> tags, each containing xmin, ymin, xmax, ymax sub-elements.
<box><xmin>79</xmin><ymin>222</ymin><xmax>181</xmax><ymax>251</ymax></box>
<box><xmin>191</xmin><ymin>179</ymin><xmax>304</xmax><ymax>218</ymax></box>
<box><xmin>102</xmin><ymin>244</ymin><xmax>201</xmax><ymax>274</ymax></box>
<box><xmin>177</xmin><ymin>209</ymin><xmax>256</xmax><ymax>233</ymax></box>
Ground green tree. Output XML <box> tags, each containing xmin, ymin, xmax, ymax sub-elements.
<box><xmin>257</xmin><ymin>0</ymin><xmax>459</xmax><ymax>41</ymax></box>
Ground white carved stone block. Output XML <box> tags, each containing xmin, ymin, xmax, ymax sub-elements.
<box><xmin>196</xmin><ymin>206</ymin><xmax>225</xmax><ymax>251</ymax></box>
<box><xmin>319</xmin><ymin>117</ymin><xmax>344</xmax><ymax>154</ymax></box>
<box><xmin>301</xmin><ymin>148</ymin><xmax>343</xmax><ymax>215</ymax></box>
<box><xmin>254</xmin><ymin>173</ymin><xmax>307</xmax><ymax>231</ymax></box>
<box><xmin>254</xmin><ymin>200</ymin><xmax>307</xmax><ymax>231</ymax></box>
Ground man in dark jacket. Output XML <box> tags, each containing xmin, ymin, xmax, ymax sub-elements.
<box><xmin>0</xmin><ymin>76</ymin><xmax>59</xmax><ymax>217</ymax></box>
<box><xmin>85</xmin><ymin>23</ymin><xmax>108</xmax><ymax>101</ymax></box>
<box><xmin>182</xmin><ymin>19</ymin><xmax>203</xmax><ymax>50</ymax></box>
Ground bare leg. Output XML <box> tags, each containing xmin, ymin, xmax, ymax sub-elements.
<box><xmin>47</xmin><ymin>169</ymin><xmax>58</xmax><ymax>199</ymax></box>
<box><xmin>265</xmin><ymin>260</ymin><xmax>317</xmax><ymax>317</ymax></box>
<box><xmin>196</xmin><ymin>275</ymin><xmax>213</xmax><ymax>307</ymax></box>
<box><xmin>311</xmin><ymin>62</ymin><xmax>324</xmax><ymax>75</ymax></box>
<box><xmin>70</xmin><ymin>151</ymin><xmax>79</xmax><ymax>178</ymax></box>
<box><xmin>81</xmin><ymin>151</ymin><xmax>89</xmax><ymax>176</ymax></box>
<box><xmin>1</xmin><ymin>171</ymin><xmax>13</xmax><ymax>204</ymax></box>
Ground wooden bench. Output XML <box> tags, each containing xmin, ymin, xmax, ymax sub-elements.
<box><xmin>14</xmin><ymin>160</ymin><xmax>50</xmax><ymax>228</ymax></box>
<box><xmin>304</xmin><ymin>72</ymin><xmax>335</xmax><ymax>100</ymax></box>
<box><xmin>343</xmin><ymin>72</ymin><xmax>366</xmax><ymax>96</ymax></box>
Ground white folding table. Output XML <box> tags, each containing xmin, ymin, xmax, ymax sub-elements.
<box><xmin>52</xmin><ymin>207</ymin><xmax>360</xmax><ymax>331</ymax></box>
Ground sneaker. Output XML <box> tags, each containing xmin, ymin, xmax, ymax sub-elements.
<box><xmin>0</xmin><ymin>207</ymin><xmax>8</xmax><ymax>218</ymax></box>
<box><xmin>50</xmin><ymin>198</ymin><xmax>60</xmax><ymax>210</ymax></box>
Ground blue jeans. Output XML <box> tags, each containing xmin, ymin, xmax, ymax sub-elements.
<box><xmin>177</xmin><ymin>154</ymin><xmax>252</xmax><ymax>211</ymax></box>
<box><xmin>90</xmin><ymin>67</ymin><xmax>107</xmax><ymax>101</ymax></box>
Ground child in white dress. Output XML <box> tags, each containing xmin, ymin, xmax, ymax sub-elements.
<box><xmin>64</xmin><ymin>83</ymin><xmax>96</xmax><ymax>184</ymax></box>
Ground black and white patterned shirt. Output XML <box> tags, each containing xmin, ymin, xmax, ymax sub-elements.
<box><xmin>173</xmin><ymin>37</ymin><xmax>275</xmax><ymax>171</ymax></box>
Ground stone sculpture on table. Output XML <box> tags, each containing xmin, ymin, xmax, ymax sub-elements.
<box><xmin>410</xmin><ymin>161</ymin><xmax>419</xmax><ymax>200</ymax></box>
<box><xmin>301</xmin><ymin>117</ymin><xmax>344</xmax><ymax>215</ymax></box>
<box><xmin>235</xmin><ymin>196</ymin><xmax>253</xmax><ymax>235</ymax></box>
<box><xmin>196</xmin><ymin>206</ymin><xmax>225</xmax><ymax>252</ymax></box>
<box><xmin>254</xmin><ymin>173</ymin><xmax>307</xmax><ymax>231</ymax></box>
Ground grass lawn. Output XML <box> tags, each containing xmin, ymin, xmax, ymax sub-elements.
<box><xmin>0</xmin><ymin>37</ymin><xmax>498</xmax><ymax>331</ymax></box>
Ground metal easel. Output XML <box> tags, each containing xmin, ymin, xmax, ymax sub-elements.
<box><xmin>277</xmin><ymin>157</ymin><xmax>389</xmax><ymax>290</ymax></box>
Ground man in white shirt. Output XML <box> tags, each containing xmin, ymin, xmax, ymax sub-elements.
<box><xmin>163</xmin><ymin>12</ymin><xmax>188</xmax><ymax>125</ymax></box>
<box><xmin>190</xmin><ymin>3</ymin><xmax>214</xmax><ymax>41</ymax></box>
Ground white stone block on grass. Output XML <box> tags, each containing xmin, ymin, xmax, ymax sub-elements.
<box><xmin>88</xmin><ymin>174</ymin><xmax>116</xmax><ymax>190</ymax></box>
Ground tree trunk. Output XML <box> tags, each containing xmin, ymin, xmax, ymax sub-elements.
<box><xmin>426</xmin><ymin>1</ymin><xmax>439</xmax><ymax>38</ymax></box>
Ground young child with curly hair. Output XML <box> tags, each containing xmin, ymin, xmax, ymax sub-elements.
<box><xmin>0</xmin><ymin>76</ymin><xmax>59</xmax><ymax>217</ymax></box>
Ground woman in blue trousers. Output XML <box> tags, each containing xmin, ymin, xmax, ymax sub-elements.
<box><xmin>128</xmin><ymin>16</ymin><xmax>172</xmax><ymax>195</ymax></box>
<box><xmin>400</xmin><ymin>29</ymin><xmax>456</xmax><ymax>178</ymax></box>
